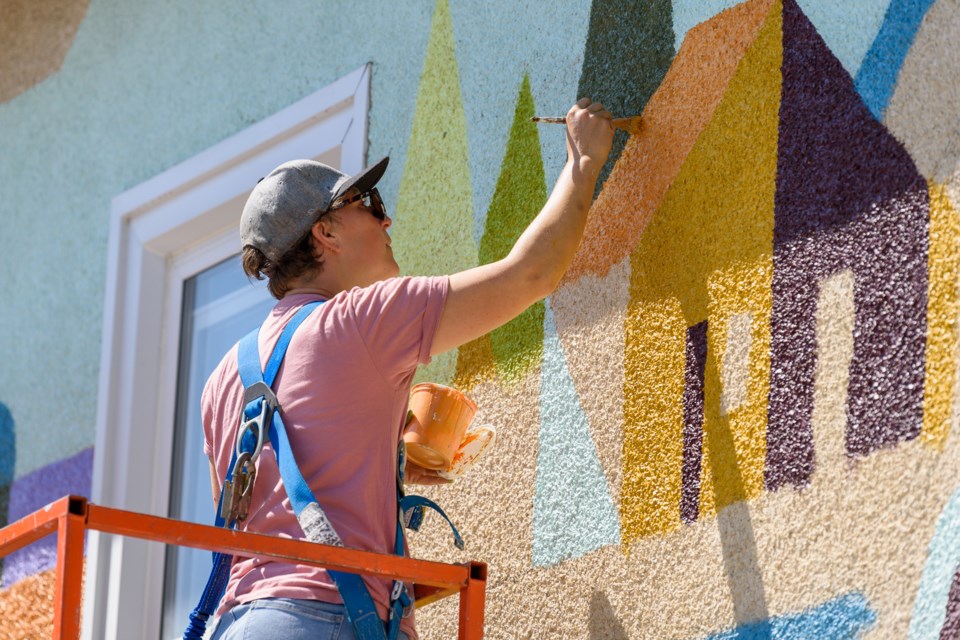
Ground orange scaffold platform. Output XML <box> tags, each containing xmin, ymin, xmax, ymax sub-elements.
<box><xmin>0</xmin><ymin>495</ymin><xmax>486</xmax><ymax>638</ymax></box>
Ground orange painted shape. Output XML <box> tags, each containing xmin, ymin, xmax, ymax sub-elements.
<box><xmin>0</xmin><ymin>568</ymin><xmax>57</xmax><ymax>639</ymax></box>
<box><xmin>563</xmin><ymin>0</ymin><xmax>777</xmax><ymax>285</ymax></box>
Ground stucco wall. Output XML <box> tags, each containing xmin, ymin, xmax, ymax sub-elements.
<box><xmin>1</xmin><ymin>0</ymin><xmax>958</xmax><ymax>637</ymax></box>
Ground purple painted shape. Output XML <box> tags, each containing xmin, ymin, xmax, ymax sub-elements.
<box><xmin>2</xmin><ymin>447</ymin><xmax>93</xmax><ymax>587</ymax></box>
<box><xmin>940</xmin><ymin>563</ymin><xmax>960</xmax><ymax>639</ymax></box>
<box><xmin>681</xmin><ymin>321</ymin><xmax>708</xmax><ymax>524</ymax></box>
<box><xmin>766</xmin><ymin>0</ymin><xmax>929</xmax><ymax>490</ymax></box>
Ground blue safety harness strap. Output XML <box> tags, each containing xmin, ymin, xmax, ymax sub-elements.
<box><xmin>183</xmin><ymin>301</ymin><xmax>325</xmax><ymax>639</ymax></box>
<box><xmin>184</xmin><ymin>299</ymin><xmax>462</xmax><ymax>640</ymax></box>
<box><xmin>238</xmin><ymin>306</ymin><xmax>386</xmax><ymax>638</ymax></box>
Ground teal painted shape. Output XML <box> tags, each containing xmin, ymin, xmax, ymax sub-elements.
<box><xmin>910</xmin><ymin>485</ymin><xmax>960</xmax><ymax>639</ymax></box>
<box><xmin>0</xmin><ymin>403</ymin><xmax>14</xmax><ymax>487</ymax></box>
<box><xmin>577</xmin><ymin>0</ymin><xmax>674</xmax><ymax>196</ymax></box>
<box><xmin>701</xmin><ymin>592</ymin><xmax>876</xmax><ymax>639</ymax></box>
<box><xmin>448</xmin><ymin>0</ymin><xmax>594</xmax><ymax>244</ymax></box>
<box><xmin>0</xmin><ymin>402</ymin><xmax>13</xmax><ymax>575</ymax></box>
<box><xmin>674</xmin><ymin>0</ymin><xmax>891</xmax><ymax>77</ymax></box>
<box><xmin>532</xmin><ymin>300</ymin><xmax>620</xmax><ymax>567</ymax></box>
<box><xmin>796</xmin><ymin>0</ymin><xmax>892</xmax><ymax>76</ymax></box>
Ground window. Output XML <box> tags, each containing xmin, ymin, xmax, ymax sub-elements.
<box><xmin>159</xmin><ymin>257</ymin><xmax>274</xmax><ymax>639</ymax></box>
<box><xmin>87</xmin><ymin>65</ymin><xmax>370</xmax><ymax>640</ymax></box>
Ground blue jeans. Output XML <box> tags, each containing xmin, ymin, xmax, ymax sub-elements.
<box><xmin>210</xmin><ymin>598</ymin><xmax>411</xmax><ymax>640</ymax></box>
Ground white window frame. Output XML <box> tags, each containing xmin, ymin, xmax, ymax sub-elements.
<box><xmin>85</xmin><ymin>64</ymin><xmax>370</xmax><ymax>640</ymax></box>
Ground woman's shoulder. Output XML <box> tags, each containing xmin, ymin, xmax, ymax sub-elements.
<box><xmin>343</xmin><ymin>275</ymin><xmax>449</xmax><ymax>307</ymax></box>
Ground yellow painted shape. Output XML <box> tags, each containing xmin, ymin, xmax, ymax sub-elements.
<box><xmin>621</xmin><ymin>0</ymin><xmax>781</xmax><ymax>544</ymax></box>
<box><xmin>922</xmin><ymin>180</ymin><xmax>960</xmax><ymax>450</ymax></box>
<box><xmin>452</xmin><ymin>333</ymin><xmax>497</xmax><ymax>392</ymax></box>
<box><xmin>621</xmin><ymin>296</ymin><xmax>687</xmax><ymax>538</ymax></box>
<box><xmin>393</xmin><ymin>0</ymin><xmax>477</xmax><ymax>385</ymax></box>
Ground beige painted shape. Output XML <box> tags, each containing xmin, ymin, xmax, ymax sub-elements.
<box><xmin>0</xmin><ymin>0</ymin><xmax>89</xmax><ymax>104</ymax></box>
<box><xmin>883</xmin><ymin>0</ymin><xmax>960</xmax><ymax>182</ymax></box>
<box><xmin>720</xmin><ymin>311</ymin><xmax>753</xmax><ymax>416</ymax></box>
<box><xmin>550</xmin><ymin>256</ymin><xmax>631</xmax><ymax>507</ymax></box>
<box><xmin>415</xmin><ymin>419</ymin><xmax>960</xmax><ymax>639</ymax></box>
<box><xmin>812</xmin><ymin>270</ymin><xmax>856</xmax><ymax>475</ymax></box>
<box><xmin>406</xmin><ymin>367</ymin><xmax>542</xmax><ymax>575</ymax></box>
<box><xmin>943</xmin><ymin>170</ymin><xmax>960</xmax><ymax>222</ymax></box>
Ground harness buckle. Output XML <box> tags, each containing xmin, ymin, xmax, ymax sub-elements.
<box><xmin>221</xmin><ymin>451</ymin><xmax>257</xmax><ymax>523</ymax></box>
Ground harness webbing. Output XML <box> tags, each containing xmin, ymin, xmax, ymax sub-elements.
<box><xmin>183</xmin><ymin>300</ymin><xmax>462</xmax><ymax>640</ymax></box>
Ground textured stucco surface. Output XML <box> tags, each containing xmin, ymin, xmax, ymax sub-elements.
<box><xmin>0</xmin><ymin>0</ymin><xmax>89</xmax><ymax>104</ymax></box>
<box><xmin>0</xmin><ymin>0</ymin><xmax>435</xmax><ymax>479</ymax></box>
<box><xmin>884</xmin><ymin>0</ymin><xmax>960</xmax><ymax>183</ymax></box>
<box><xmin>0</xmin><ymin>569</ymin><xmax>57</xmax><ymax>639</ymax></box>
<box><xmin>622</xmin><ymin>0</ymin><xmax>780</xmax><ymax>539</ymax></box>
<box><xmin>4</xmin><ymin>0</ymin><xmax>960</xmax><ymax>637</ymax></box>
<box><xmin>392</xmin><ymin>0</ymin><xmax>476</xmax><ymax>387</ymax></box>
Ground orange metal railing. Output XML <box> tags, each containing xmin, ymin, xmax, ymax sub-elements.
<box><xmin>0</xmin><ymin>495</ymin><xmax>486</xmax><ymax>639</ymax></box>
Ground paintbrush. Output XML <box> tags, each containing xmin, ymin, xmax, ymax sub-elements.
<box><xmin>531</xmin><ymin>115</ymin><xmax>643</xmax><ymax>135</ymax></box>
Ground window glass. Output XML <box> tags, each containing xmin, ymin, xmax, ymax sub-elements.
<box><xmin>160</xmin><ymin>256</ymin><xmax>274</xmax><ymax>639</ymax></box>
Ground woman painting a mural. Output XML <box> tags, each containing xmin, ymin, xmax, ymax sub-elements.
<box><xmin>199</xmin><ymin>97</ymin><xmax>614</xmax><ymax>639</ymax></box>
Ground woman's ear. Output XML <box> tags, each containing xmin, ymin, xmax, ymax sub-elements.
<box><xmin>310</xmin><ymin>218</ymin><xmax>341</xmax><ymax>255</ymax></box>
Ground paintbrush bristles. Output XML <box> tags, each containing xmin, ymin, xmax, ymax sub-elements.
<box><xmin>531</xmin><ymin>115</ymin><xmax>642</xmax><ymax>135</ymax></box>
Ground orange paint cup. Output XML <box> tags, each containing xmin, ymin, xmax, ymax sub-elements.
<box><xmin>403</xmin><ymin>383</ymin><xmax>478</xmax><ymax>470</ymax></box>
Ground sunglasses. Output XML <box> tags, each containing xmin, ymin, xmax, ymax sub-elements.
<box><xmin>328</xmin><ymin>188</ymin><xmax>387</xmax><ymax>221</ymax></box>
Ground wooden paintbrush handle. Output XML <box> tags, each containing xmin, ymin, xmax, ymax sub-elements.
<box><xmin>531</xmin><ymin>115</ymin><xmax>641</xmax><ymax>134</ymax></box>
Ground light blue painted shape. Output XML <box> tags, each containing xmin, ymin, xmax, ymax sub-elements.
<box><xmin>531</xmin><ymin>300</ymin><xmax>620</xmax><ymax>567</ymax></box>
<box><xmin>909</xmin><ymin>485</ymin><xmax>960</xmax><ymax>639</ymax></box>
<box><xmin>854</xmin><ymin>0</ymin><xmax>937</xmax><ymax>120</ymax></box>
<box><xmin>672</xmin><ymin>0</ymin><xmax>744</xmax><ymax>53</ymax></box>
<box><xmin>448</xmin><ymin>0</ymin><xmax>594</xmax><ymax>245</ymax></box>
<box><xmin>701</xmin><ymin>592</ymin><xmax>876</xmax><ymax>639</ymax></box>
<box><xmin>674</xmin><ymin>0</ymin><xmax>891</xmax><ymax>78</ymax></box>
<box><xmin>796</xmin><ymin>0</ymin><xmax>892</xmax><ymax>77</ymax></box>
<box><xmin>0</xmin><ymin>404</ymin><xmax>13</xmax><ymax>486</ymax></box>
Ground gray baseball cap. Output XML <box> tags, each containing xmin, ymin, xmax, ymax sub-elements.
<box><xmin>240</xmin><ymin>156</ymin><xmax>389</xmax><ymax>262</ymax></box>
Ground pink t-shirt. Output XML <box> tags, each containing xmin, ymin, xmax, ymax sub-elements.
<box><xmin>202</xmin><ymin>275</ymin><xmax>450</xmax><ymax>638</ymax></box>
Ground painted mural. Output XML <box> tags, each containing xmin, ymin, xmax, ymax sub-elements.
<box><xmin>407</xmin><ymin>0</ymin><xmax>960</xmax><ymax>637</ymax></box>
<box><xmin>1</xmin><ymin>0</ymin><xmax>959</xmax><ymax>637</ymax></box>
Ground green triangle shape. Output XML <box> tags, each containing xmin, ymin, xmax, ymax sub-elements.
<box><xmin>392</xmin><ymin>0</ymin><xmax>476</xmax><ymax>385</ymax></box>
<box><xmin>478</xmin><ymin>74</ymin><xmax>548</xmax><ymax>385</ymax></box>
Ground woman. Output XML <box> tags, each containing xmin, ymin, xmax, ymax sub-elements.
<box><xmin>204</xmin><ymin>98</ymin><xmax>614</xmax><ymax>639</ymax></box>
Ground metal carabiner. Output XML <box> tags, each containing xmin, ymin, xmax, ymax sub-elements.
<box><xmin>237</xmin><ymin>380</ymin><xmax>280</xmax><ymax>463</ymax></box>
<box><xmin>235</xmin><ymin>414</ymin><xmax>266</xmax><ymax>463</ymax></box>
